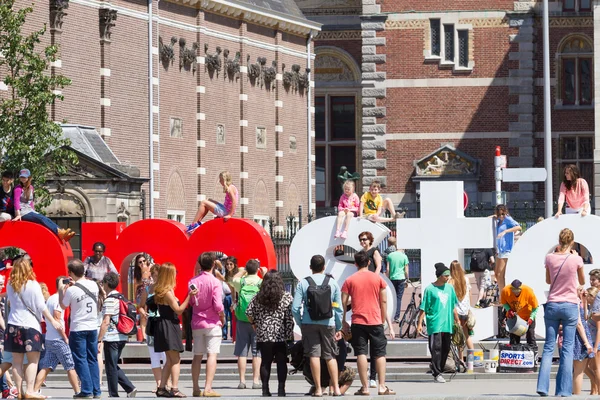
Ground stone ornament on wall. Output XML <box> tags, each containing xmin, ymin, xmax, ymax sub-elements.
<box><xmin>216</xmin><ymin>124</ymin><xmax>225</xmax><ymax>144</ymax></box>
<box><xmin>49</xmin><ymin>0</ymin><xmax>69</xmax><ymax>31</ymax></box>
<box><xmin>99</xmin><ymin>8</ymin><xmax>117</xmax><ymax>42</ymax></box>
<box><xmin>289</xmin><ymin>136</ymin><xmax>297</xmax><ymax>152</ymax></box>
<box><xmin>159</xmin><ymin>36</ymin><xmax>177</xmax><ymax>69</ymax></box>
<box><xmin>296</xmin><ymin>0</ymin><xmax>361</xmax><ymax>15</ymax></box>
<box><xmin>413</xmin><ymin>145</ymin><xmax>479</xmax><ymax>178</ymax></box>
<box><xmin>204</xmin><ymin>44</ymin><xmax>222</xmax><ymax>77</ymax></box>
<box><xmin>46</xmin><ymin>192</ymin><xmax>86</xmax><ymax>217</ymax></box>
<box><xmin>282</xmin><ymin>63</ymin><xmax>310</xmax><ymax>93</ymax></box>
<box><xmin>247</xmin><ymin>56</ymin><xmax>276</xmax><ymax>90</ymax></box>
<box><xmin>256</xmin><ymin>127</ymin><xmax>266</xmax><ymax>149</ymax></box>
<box><xmin>224</xmin><ymin>50</ymin><xmax>241</xmax><ymax>81</ymax></box>
<box><xmin>314</xmin><ymin>54</ymin><xmax>356</xmax><ymax>82</ymax></box>
<box><xmin>179</xmin><ymin>38</ymin><xmax>199</xmax><ymax>73</ymax></box>
<box><xmin>170</xmin><ymin>117</ymin><xmax>183</xmax><ymax>138</ymax></box>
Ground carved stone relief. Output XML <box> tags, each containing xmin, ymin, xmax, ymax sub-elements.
<box><xmin>256</xmin><ymin>127</ymin><xmax>267</xmax><ymax>149</ymax></box>
<box><xmin>414</xmin><ymin>145</ymin><xmax>478</xmax><ymax>177</ymax></box>
<box><xmin>247</xmin><ymin>56</ymin><xmax>276</xmax><ymax>90</ymax></box>
<box><xmin>216</xmin><ymin>124</ymin><xmax>225</xmax><ymax>145</ymax></box>
<box><xmin>49</xmin><ymin>0</ymin><xmax>69</xmax><ymax>31</ymax></box>
<box><xmin>314</xmin><ymin>55</ymin><xmax>356</xmax><ymax>82</ymax></box>
<box><xmin>289</xmin><ymin>136</ymin><xmax>297</xmax><ymax>152</ymax></box>
<box><xmin>99</xmin><ymin>8</ymin><xmax>117</xmax><ymax>42</ymax></box>
<box><xmin>204</xmin><ymin>44</ymin><xmax>222</xmax><ymax>77</ymax></box>
<box><xmin>282</xmin><ymin>64</ymin><xmax>310</xmax><ymax>93</ymax></box>
<box><xmin>179</xmin><ymin>38</ymin><xmax>199</xmax><ymax>72</ymax></box>
<box><xmin>170</xmin><ymin>117</ymin><xmax>183</xmax><ymax>138</ymax></box>
<box><xmin>224</xmin><ymin>50</ymin><xmax>241</xmax><ymax>81</ymax></box>
<box><xmin>159</xmin><ymin>36</ymin><xmax>177</xmax><ymax>69</ymax></box>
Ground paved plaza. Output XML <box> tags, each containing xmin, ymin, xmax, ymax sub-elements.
<box><xmin>34</xmin><ymin>363</ymin><xmax>587</xmax><ymax>399</ymax></box>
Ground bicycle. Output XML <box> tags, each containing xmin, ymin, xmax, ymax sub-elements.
<box><xmin>398</xmin><ymin>281</ymin><xmax>427</xmax><ymax>338</ymax></box>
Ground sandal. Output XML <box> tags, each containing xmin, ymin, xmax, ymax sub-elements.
<box><xmin>156</xmin><ymin>388</ymin><xmax>173</xmax><ymax>398</ymax></box>
<box><xmin>170</xmin><ymin>389</ymin><xmax>187</xmax><ymax>398</ymax></box>
<box><xmin>378</xmin><ymin>387</ymin><xmax>396</xmax><ymax>396</ymax></box>
<box><xmin>353</xmin><ymin>388</ymin><xmax>370</xmax><ymax>396</ymax></box>
<box><xmin>202</xmin><ymin>391</ymin><xmax>221</xmax><ymax>398</ymax></box>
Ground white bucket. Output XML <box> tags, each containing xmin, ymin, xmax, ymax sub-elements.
<box><xmin>506</xmin><ymin>316</ymin><xmax>528</xmax><ymax>336</ymax></box>
<box><xmin>487</xmin><ymin>349</ymin><xmax>499</xmax><ymax>361</ymax></box>
<box><xmin>484</xmin><ymin>359</ymin><xmax>497</xmax><ymax>373</ymax></box>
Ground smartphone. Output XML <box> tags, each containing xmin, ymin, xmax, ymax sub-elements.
<box><xmin>62</xmin><ymin>278</ymin><xmax>72</xmax><ymax>285</ymax></box>
<box><xmin>189</xmin><ymin>283</ymin><xmax>197</xmax><ymax>291</ymax></box>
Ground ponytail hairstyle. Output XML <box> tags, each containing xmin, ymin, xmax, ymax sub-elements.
<box><xmin>220</xmin><ymin>171</ymin><xmax>232</xmax><ymax>191</ymax></box>
<box><xmin>558</xmin><ymin>228</ymin><xmax>575</xmax><ymax>253</ymax></box>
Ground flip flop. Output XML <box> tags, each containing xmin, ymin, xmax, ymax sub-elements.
<box><xmin>378</xmin><ymin>387</ymin><xmax>396</xmax><ymax>396</ymax></box>
<box><xmin>202</xmin><ymin>392</ymin><xmax>221</xmax><ymax>398</ymax></box>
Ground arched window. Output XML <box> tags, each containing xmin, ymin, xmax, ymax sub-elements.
<box><xmin>557</xmin><ymin>35</ymin><xmax>593</xmax><ymax>106</ymax></box>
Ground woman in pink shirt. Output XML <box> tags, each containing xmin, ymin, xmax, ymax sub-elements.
<box><xmin>556</xmin><ymin>164</ymin><xmax>590</xmax><ymax>217</ymax></box>
<box><xmin>537</xmin><ymin>228</ymin><xmax>586</xmax><ymax>397</ymax></box>
<box><xmin>334</xmin><ymin>181</ymin><xmax>360</xmax><ymax>239</ymax></box>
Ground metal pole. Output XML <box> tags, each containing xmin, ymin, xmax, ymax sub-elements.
<box><xmin>148</xmin><ymin>0</ymin><xmax>155</xmax><ymax>218</ymax></box>
<box><xmin>306</xmin><ymin>32</ymin><xmax>313</xmax><ymax>220</ymax></box>
<box><xmin>543</xmin><ymin>0</ymin><xmax>553</xmax><ymax>218</ymax></box>
<box><xmin>494</xmin><ymin>146</ymin><xmax>503</xmax><ymax>206</ymax></box>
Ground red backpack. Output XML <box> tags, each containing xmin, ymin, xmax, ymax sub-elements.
<box><xmin>107</xmin><ymin>293</ymin><xmax>138</xmax><ymax>336</ymax></box>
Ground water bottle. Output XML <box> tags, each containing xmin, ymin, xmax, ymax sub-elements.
<box><xmin>467</xmin><ymin>349</ymin><xmax>474</xmax><ymax>373</ymax></box>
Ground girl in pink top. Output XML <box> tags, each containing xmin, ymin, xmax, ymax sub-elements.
<box><xmin>334</xmin><ymin>180</ymin><xmax>360</xmax><ymax>239</ymax></box>
<box><xmin>556</xmin><ymin>164</ymin><xmax>590</xmax><ymax>217</ymax></box>
<box><xmin>187</xmin><ymin>171</ymin><xmax>239</xmax><ymax>234</ymax></box>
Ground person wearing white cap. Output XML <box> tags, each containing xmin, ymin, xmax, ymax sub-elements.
<box><xmin>12</xmin><ymin>169</ymin><xmax>75</xmax><ymax>242</ymax></box>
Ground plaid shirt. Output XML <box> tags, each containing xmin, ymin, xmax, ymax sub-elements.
<box><xmin>84</xmin><ymin>256</ymin><xmax>118</xmax><ymax>282</ymax></box>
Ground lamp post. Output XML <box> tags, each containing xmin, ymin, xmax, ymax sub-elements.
<box><xmin>543</xmin><ymin>0</ymin><xmax>553</xmax><ymax>218</ymax></box>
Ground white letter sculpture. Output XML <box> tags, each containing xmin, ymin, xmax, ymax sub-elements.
<box><xmin>289</xmin><ymin>217</ymin><xmax>396</xmax><ymax>328</ymax></box>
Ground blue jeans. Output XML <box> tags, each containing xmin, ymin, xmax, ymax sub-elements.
<box><xmin>69</xmin><ymin>330</ymin><xmax>101</xmax><ymax>396</ymax></box>
<box><xmin>391</xmin><ymin>279</ymin><xmax>406</xmax><ymax>321</ymax></box>
<box><xmin>21</xmin><ymin>212</ymin><xmax>59</xmax><ymax>236</ymax></box>
<box><xmin>536</xmin><ymin>302</ymin><xmax>578</xmax><ymax>397</ymax></box>
<box><xmin>223</xmin><ymin>294</ymin><xmax>232</xmax><ymax>339</ymax></box>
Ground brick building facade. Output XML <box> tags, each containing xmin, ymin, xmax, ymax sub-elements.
<box><xmin>302</xmin><ymin>0</ymin><xmax>598</xmax><ymax>215</ymax></box>
<box><xmin>2</xmin><ymin>0</ymin><xmax>320</xmax><ymax>232</ymax></box>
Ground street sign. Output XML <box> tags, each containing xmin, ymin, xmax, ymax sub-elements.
<box><xmin>502</xmin><ymin>168</ymin><xmax>547</xmax><ymax>183</ymax></box>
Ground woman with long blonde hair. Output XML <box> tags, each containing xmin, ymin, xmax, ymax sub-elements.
<box><xmin>6</xmin><ymin>256</ymin><xmax>63</xmax><ymax>399</ymax></box>
<box><xmin>186</xmin><ymin>171</ymin><xmax>239</xmax><ymax>233</ymax></box>
<box><xmin>151</xmin><ymin>263</ymin><xmax>197</xmax><ymax>398</ymax></box>
<box><xmin>11</xmin><ymin>169</ymin><xmax>75</xmax><ymax>242</ymax></box>
<box><xmin>448</xmin><ymin>261</ymin><xmax>474</xmax><ymax>354</ymax></box>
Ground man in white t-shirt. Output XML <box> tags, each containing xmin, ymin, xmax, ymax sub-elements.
<box><xmin>59</xmin><ymin>259</ymin><xmax>101</xmax><ymax>398</ymax></box>
<box><xmin>35</xmin><ymin>276</ymin><xmax>80</xmax><ymax>395</ymax></box>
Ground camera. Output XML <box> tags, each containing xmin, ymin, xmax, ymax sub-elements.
<box><xmin>62</xmin><ymin>278</ymin><xmax>72</xmax><ymax>285</ymax></box>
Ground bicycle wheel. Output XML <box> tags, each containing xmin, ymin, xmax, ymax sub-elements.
<box><xmin>407</xmin><ymin>310</ymin><xmax>418</xmax><ymax>338</ymax></box>
<box><xmin>401</xmin><ymin>306</ymin><xmax>416</xmax><ymax>338</ymax></box>
<box><xmin>419</xmin><ymin>318</ymin><xmax>427</xmax><ymax>338</ymax></box>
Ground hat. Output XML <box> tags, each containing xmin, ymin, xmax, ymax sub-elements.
<box><xmin>220</xmin><ymin>253</ymin><xmax>228</xmax><ymax>261</ymax></box>
<box><xmin>435</xmin><ymin>262</ymin><xmax>450</xmax><ymax>278</ymax></box>
<box><xmin>510</xmin><ymin>279</ymin><xmax>522</xmax><ymax>289</ymax></box>
<box><xmin>19</xmin><ymin>169</ymin><xmax>30</xmax><ymax>178</ymax></box>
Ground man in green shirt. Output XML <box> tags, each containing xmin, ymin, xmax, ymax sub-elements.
<box><xmin>417</xmin><ymin>263</ymin><xmax>459</xmax><ymax>384</ymax></box>
<box><xmin>386</xmin><ymin>238</ymin><xmax>409</xmax><ymax>323</ymax></box>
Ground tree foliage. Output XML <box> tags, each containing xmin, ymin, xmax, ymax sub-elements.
<box><xmin>0</xmin><ymin>0</ymin><xmax>76</xmax><ymax>209</ymax></box>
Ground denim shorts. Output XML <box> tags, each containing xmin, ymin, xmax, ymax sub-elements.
<box><xmin>498</xmin><ymin>251</ymin><xmax>511</xmax><ymax>259</ymax></box>
<box><xmin>234</xmin><ymin>321</ymin><xmax>259</xmax><ymax>357</ymax></box>
<box><xmin>214</xmin><ymin>203</ymin><xmax>227</xmax><ymax>218</ymax></box>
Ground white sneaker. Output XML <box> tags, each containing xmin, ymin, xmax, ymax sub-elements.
<box><xmin>369</xmin><ymin>380</ymin><xmax>377</xmax><ymax>388</ymax></box>
<box><xmin>127</xmin><ymin>388</ymin><xmax>137</xmax><ymax>398</ymax></box>
<box><xmin>434</xmin><ymin>375</ymin><xmax>446</xmax><ymax>383</ymax></box>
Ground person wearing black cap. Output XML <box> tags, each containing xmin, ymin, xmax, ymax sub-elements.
<box><xmin>417</xmin><ymin>263</ymin><xmax>459</xmax><ymax>383</ymax></box>
<box><xmin>500</xmin><ymin>279</ymin><xmax>539</xmax><ymax>354</ymax></box>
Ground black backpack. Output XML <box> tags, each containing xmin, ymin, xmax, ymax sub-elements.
<box><xmin>305</xmin><ymin>274</ymin><xmax>333</xmax><ymax>321</ymax></box>
<box><xmin>470</xmin><ymin>249</ymin><xmax>489</xmax><ymax>272</ymax></box>
<box><xmin>289</xmin><ymin>341</ymin><xmax>305</xmax><ymax>374</ymax></box>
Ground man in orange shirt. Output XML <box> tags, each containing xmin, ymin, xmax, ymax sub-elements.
<box><xmin>341</xmin><ymin>251</ymin><xmax>395</xmax><ymax>396</ymax></box>
<box><xmin>500</xmin><ymin>279</ymin><xmax>539</xmax><ymax>354</ymax></box>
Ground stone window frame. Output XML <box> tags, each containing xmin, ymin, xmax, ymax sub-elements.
<box><xmin>253</xmin><ymin>214</ymin><xmax>270</xmax><ymax>233</ymax></box>
<box><xmin>562</xmin><ymin>0</ymin><xmax>591</xmax><ymax>12</ymax></box>
<box><xmin>167</xmin><ymin>210</ymin><xmax>185</xmax><ymax>223</ymax></box>
<box><xmin>314</xmin><ymin>90</ymin><xmax>359</xmax><ymax>208</ymax></box>
<box><xmin>425</xmin><ymin>18</ymin><xmax>474</xmax><ymax>72</ymax></box>
<box><xmin>555</xmin><ymin>34</ymin><xmax>593</xmax><ymax>109</ymax></box>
